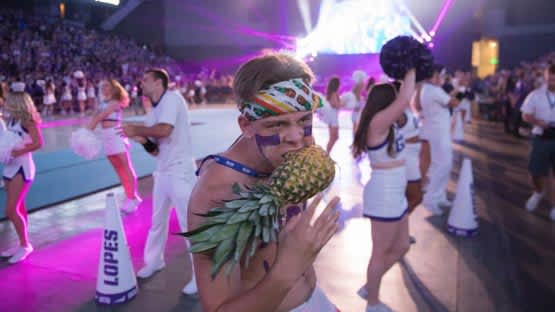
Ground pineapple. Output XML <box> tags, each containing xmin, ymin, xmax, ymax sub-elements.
<box><xmin>182</xmin><ymin>144</ymin><xmax>335</xmax><ymax>278</ymax></box>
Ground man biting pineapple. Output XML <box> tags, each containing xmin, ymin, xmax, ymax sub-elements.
<box><xmin>185</xmin><ymin>53</ymin><xmax>341</xmax><ymax>312</ymax></box>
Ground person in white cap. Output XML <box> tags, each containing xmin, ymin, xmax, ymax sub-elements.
<box><xmin>341</xmin><ymin>70</ymin><xmax>368</xmax><ymax>134</ymax></box>
<box><xmin>118</xmin><ymin>68</ymin><xmax>198</xmax><ymax>294</ymax></box>
<box><xmin>521</xmin><ymin>64</ymin><xmax>555</xmax><ymax>221</ymax></box>
<box><xmin>0</xmin><ymin>82</ymin><xmax>43</xmax><ymax>263</ymax></box>
<box><xmin>420</xmin><ymin>65</ymin><xmax>461</xmax><ymax>215</ymax></box>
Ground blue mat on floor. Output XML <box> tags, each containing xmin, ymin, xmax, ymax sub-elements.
<box><xmin>0</xmin><ymin>142</ymin><xmax>155</xmax><ymax>216</ymax></box>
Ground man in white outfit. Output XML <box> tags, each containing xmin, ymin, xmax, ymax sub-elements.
<box><xmin>420</xmin><ymin>65</ymin><xmax>461</xmax><ymax>215</ymax></box>
<box><xmin>119</xmin><ymin>68</ymin><xmax>198</xmax><ymax>294</ymax></box>
<box><xmin>521</xmin><ymin>64</ymin><xmax>555</xmax><ymax>221</ymax></box>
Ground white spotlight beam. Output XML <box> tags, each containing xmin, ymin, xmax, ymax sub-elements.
<box><xmin>297</xmin><ymin>0</ymin><xmax>312</xmax><ymax>34</ymax></box>
<box><xmin>395</xmin><ymin>0</ymin><xmax>430</xmax><ymax>38</ymax></box>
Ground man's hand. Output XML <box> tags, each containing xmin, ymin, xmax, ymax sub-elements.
<box><xmin>131</xmin><ymin>136</ymin><xmax>147</xmax><ymax>144</ymax></box>
<box><xmin>117</xmin><ymin>124</ymin><xmax>138</xmax><ymax>138</ymax></box>
<box><xmin>274</xmin><ymin>194</ymin><xmax>340</xmax><ymax>283</ymax></box>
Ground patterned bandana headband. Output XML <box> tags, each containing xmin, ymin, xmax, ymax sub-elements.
<box><xmin>240</xmin><ymin>78</ymin><xmax>323</xmax><ymax>121</ymax></box>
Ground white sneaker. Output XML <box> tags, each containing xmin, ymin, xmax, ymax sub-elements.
<box><xmin>137</xmin><ymin>262</ymin><xmax>165</xmax><ymax>279</ymax></box>
<box><xmin>1</xmin><ymin>246</ymin><xmax>21</xmax><ymax>257</ymax></box>
<box><xmin>121</xmin><ymin>198</ymin><xmax>142</xmax><ymax>213</ymax></box>
<box><xmin>424</xmin><ymin>202</ymin><xmax>444</xmax><ymax>216</ymax></box>
<box><xmin>366</xmin><ymin>302</ymin><xmax>394</xmax><ymax>312</ymax></box>
<box><xmin>8</xmin><ymin>245</ymin><xmax>33</xmax><ymax>264</ymax></box>
<box><xmin>525</xmin><ymin>192</ymin><xmax>544</xmax><ymax>212</ymax></box>
<box><xmin>550</xmin><ymin>208</ymin><xmax>555</xmax><ymax>221</ymax></box>
<box><xmin>182</xmin><ymin>276</ymin><xmax>198</xmax><ymax>295</ymax></box>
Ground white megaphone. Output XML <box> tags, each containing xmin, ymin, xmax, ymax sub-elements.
<box><xmin>95</xmin><ymin>193</ymin><xmax>138</xmax><ymax>305</ymax></box>
<box><xmin>447</xmin><ymin>158</ymin><xmax>478</xmax><ymax>237</ymax></box>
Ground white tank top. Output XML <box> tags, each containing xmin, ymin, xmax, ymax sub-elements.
<box><xmin>367</xmin><ymin>125</ymin><xmax>405</xmax><ymax>165</ymax></box>
<box><xmin>398</xmin><ymin>109</ymin><xmax>420</xmax><ymax>140</ymax></box>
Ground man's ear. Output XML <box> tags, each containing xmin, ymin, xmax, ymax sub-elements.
<box><xmin>238</xmin><ymin>115</ymin><xmax>254</xmax><ymax>138</ymax></box>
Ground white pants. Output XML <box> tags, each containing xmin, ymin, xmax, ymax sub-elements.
<box><xmin>144</xmin><ymin>171</ymin><xmax>196</xmax><ymax>267</ymax></box>
<box><xmin>423</xmin><ymin>130</ymin><xmax>452</xmax><ymax>205</ymax></box>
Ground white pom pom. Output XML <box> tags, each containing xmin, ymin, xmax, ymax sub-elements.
<box><xmin>70</xmin><ymin>128</ymin><xmax>102</xmax><ymax>160</ymax></box>
<box><xmin>0</xmin><ymin>131</ymin><xmax>23</xmax><ymax>164</ymax></box>
<box><xmin>352</xmin><ymin>70</ymin><xmax>368</xmax><ymax>84</ymax></box>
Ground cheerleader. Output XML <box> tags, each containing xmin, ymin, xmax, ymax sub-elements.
<box><xmin>341</xmin><ymin>70</ymin><xmax>368</xmax><ymax>134</ymax></box>
<box><xmin>1</xmin><ymin>83</ymin><xmax>43</xmax><ymax>263</ymax></box>
<box><xmin>76</xmin><ymin>79</ymin><xmax>87</xmax><ymax>116</ymax></box>
<box><xmin>353</xmin><ymin>70</ymin><xmax>415</xmax><ymax>312</ymax></box>
<box><xmin>324</xmin><ymin>76</ymin><xmax>341</xmax><ymax>153</ymax></box>
<box><xmin>87</xmin><ymin>79</ymin><xmax>142</xmax><ymax>213</ymax></box>
<box><xmin>86</xmin><ymin>80</ymin><xmax>97</xmax><ymax>112</ymax></box>
<box><xmin>60</xmin><ymin>82</ymin><xmax>73</xmax><ymax>115</ymax></box>
<box><xmin>42</xmin><ymin>80</ymin><xmax>56</xmax><ymax>116</ymax></box>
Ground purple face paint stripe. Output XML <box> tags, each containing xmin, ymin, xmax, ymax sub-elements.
<box><xmin>304</xmin><ymin>126</ymin><xmax>312</xmax><ymax>137</ymax></box>
<box><xmin>255</xmin><ymin>134</ymin><xmax>281</xmax><ymax>146</ymax></box>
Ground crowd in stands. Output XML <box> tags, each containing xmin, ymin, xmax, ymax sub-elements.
<box><xmin>0</xmin><ymin>9</ymin><xmax>233</xmax><ymax>118</ymax></box>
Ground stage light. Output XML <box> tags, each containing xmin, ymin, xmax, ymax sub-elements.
<box><xmin>428</xmin><ymin>42</ymin><xmax>434</xmax><ymax>48</ymax></box>
<box><xmin>295</xmin><ymin>0</ymin><xmax>414</xmax><ymax>56</ymax></box>
<box><xmin>430</xmin><ymin>0</ymin><xmax>454</xmax><ymax>36</ymax></box>
<box><xmin>429</xmin><ymin>30</ymin><xmax>436</xmax><ymax>37</ymax></box>
<box><xmin>95</xmin><ymin>0</ymin><xmax>120</xmax><ymax>5</ymax></box>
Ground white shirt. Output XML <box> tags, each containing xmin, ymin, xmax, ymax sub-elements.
<box><xmin>521</xmin><ymin>85</ymin><xmax>555</xmax><ymax>135</ymax></box>
<box><xmin>420</xmin><ymin>82</ymin><xmax>451</xmax><ymax>135</ymax></box>
<box><xmin>145</xmin><ymin>90</ymin><xmax>195</xmax><ymax>175</ymax></box>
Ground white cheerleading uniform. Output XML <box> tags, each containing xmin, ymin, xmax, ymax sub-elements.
<box><xmin>98</xmin><ymin>100</ymin><xmax>128</xmax><ymax>156</ymax></box>
<box><xmin>61</xmin><ymin>86</ymin><xmax>72</xmax><ymax>101</ymax></box>
<box><xmin>363</xmin><ymin>125</ymin><xmax>408</xmax><ymax>221</ymax></box>
<box><xmin>143</xmin><ymin>90</ymin><xmax>197</xmax><ymax>268</ymax></box>
<box><xmin>2</xmin><ymin>119</ymin><xmax>35</xmax><ymax>182</ymax></box>
<box><xmin>319</xmin><ymin>97</ymin><xmax>339</xmax><ymax>127</ymax></box>
<box><xmin>87</xmin><ymin>86</ymin><xmax>96</xmax><ymax>99</ymax></box>
<box><xmin>43</xmin><ymin>87</ymin><xmax>56</xmax><ymax>105</ymax></box>
<box><xmin>77</xmin><ymin>86</ymin><xmax>87</xmax><ymax>101</ymax></box>
<box><xmin>398</xmin><ymin>108</ymin><xmax>421</xmax><ymax>182</ymax></box>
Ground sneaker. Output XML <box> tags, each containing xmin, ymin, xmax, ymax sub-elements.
<box><xmin>366</xmin><ymin>302</ymin><xmax>394</xmax><ymax>312</ymax></box>
<box><xmin>525</xmin><ymin>192</ymin><xmax>544</xmax><ymax>212</ymax></box>
<box><xmin>137</xmin><ymin>262</ymin><xmax>165</xmax><ymax>279</ymax></box>
<box><xmin>8</xmin><ymin>245</ymin><xmax>33</xmax><ymax>264</ymax></box>
<box><xmin>121</xmin><ymin>198</ymin><xmax>142</xmax><ymax>213</ymax></box>
<box><xmin>357</xmin><ymin>285</ymin><xmax>368</xmax><ymax>299</ymax></box>
<box><xmin>1</xmin><ymin>246</ymin><xmax>21</xmax><ymax>257</ymax></box>
<box><xmin>182</xmin><ymin>276</ymin><xmax>198</xmax><ymax>295</ymax></box>
<box><xmin>550</xmin><ymin>208</ymin><xmax>555</xmax><ymax>222</ymax></box>
<box><xmin>423</xmin><ymin>202</ymin><xmax>444</xmax><ymax>216</ymax></box>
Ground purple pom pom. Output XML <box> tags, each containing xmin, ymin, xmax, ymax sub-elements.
<box><xmin>379</xmin><ymin>36</ymin><xmax>434</xmax><ymax>82</ymax></box>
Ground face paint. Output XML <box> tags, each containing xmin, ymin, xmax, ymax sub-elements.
<box><xmin>303</xmin><ymin>126</ymin><xmax>312</xmax><ymax>137</ymax></box>
<box><xmin>255</xmin><ymin>133</ymin><xmax>281</xmax><ymax>147</ymax></box>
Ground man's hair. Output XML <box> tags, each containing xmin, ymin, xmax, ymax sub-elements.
<box><xmin>233</xmin><ymin>52</ymin><xmax>314</xmax><ymax>106</ymax></box>
<box><xmin>146</xmin><ymin>68</ymin><xmax>170</xmax><ymax>89</ymax></box>
<box><xmin>546</xmin><ymin>64</ymin><xmax>555</xmax><ymax>75</ymax></box>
